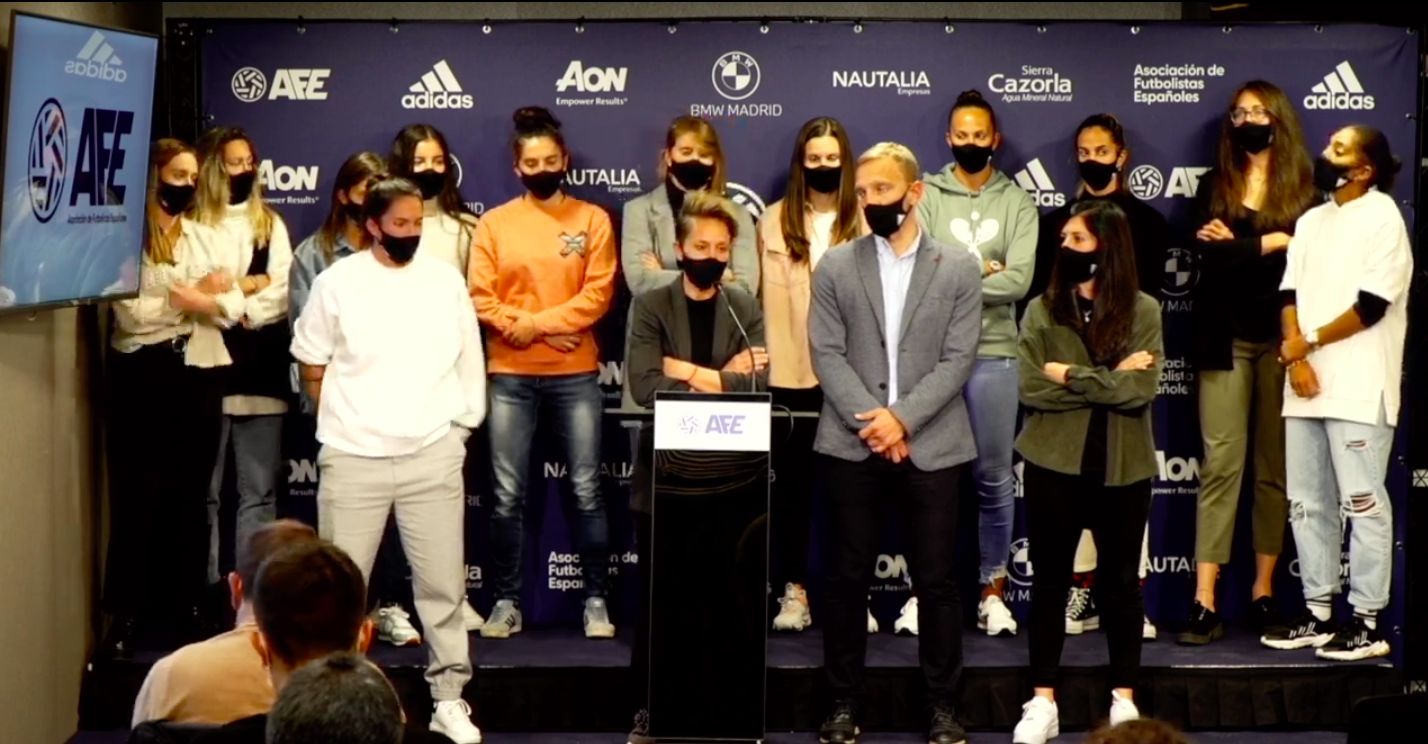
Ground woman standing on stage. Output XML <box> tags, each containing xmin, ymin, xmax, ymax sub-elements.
<box><xmin>388</xmin><ymin>123</ymin><xmax>479</xmax><ymax>280</ymax></box>
<box><xmin>1013</xmin><ymin>199</ymin><xmax>1162</xmax><ymax>744</ymax></box>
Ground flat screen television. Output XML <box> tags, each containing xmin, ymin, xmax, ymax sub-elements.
<box><xmin>0</xmin><ymin>11</ymin><xmax>157</xmax><ymax>315</ymax></box>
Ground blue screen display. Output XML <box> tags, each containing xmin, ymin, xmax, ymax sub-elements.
<box><xmin>0</xmin><ymin>12</ymin><xmax>156</xmax><ymax>312</ymax></box>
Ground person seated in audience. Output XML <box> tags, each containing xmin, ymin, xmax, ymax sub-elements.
<box><xmin>132</xmin><ymin>520</ymin><xmax>317</xmax><ymax>727</ymax></box>
<box><xmin>266</xmin><ymin>652</ymin><xmax>404</xmax><ymax>744</ymax></box>
<box><xmin>195</xmin><ymin>539</ymin><xmax>455</xmax><ymax>743</ymax></box>
<box><xmin>1084</xmin><ymin>719</ymin><xmax>1190</xmax><ymax>744</ymax></box>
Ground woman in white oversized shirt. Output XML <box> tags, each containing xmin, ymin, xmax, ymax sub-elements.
<box><xmin>195</xmin><ymin>127</ymin><xmax>293</xmax><ymax>592</ymax></box>
<box><xmin>104</xmin><ymin>138</ymin><xmax>245</xmax><ymax>657</ymax></box>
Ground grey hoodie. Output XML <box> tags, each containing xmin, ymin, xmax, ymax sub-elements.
<box><xmin>916</xmin><ymin>164</ymin><xmax>1039</xmax><ymax>359</ymax></box>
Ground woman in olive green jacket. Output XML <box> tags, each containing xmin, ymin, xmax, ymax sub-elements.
<box><xmin>1012</xmin><ymin>199</ymin><xmax>1163</xmax><ymax>744</ymax></box>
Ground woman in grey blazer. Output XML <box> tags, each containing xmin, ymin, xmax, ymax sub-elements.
<box><xmin>619</xmin><ymin>116</ymin><xmax>759</xmax><ymax>410</ymax></box>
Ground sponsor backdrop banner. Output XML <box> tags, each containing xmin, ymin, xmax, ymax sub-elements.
<box><xmin>197</xmin><ymin>21</ymin><xmax>1417</xmax><ymax>639</ymax></box>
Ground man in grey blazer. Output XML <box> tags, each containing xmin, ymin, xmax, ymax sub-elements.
<box><xmin>810</xmin><ymin>143</ymin><xmax>982</xmax><ymax>744</ymax></box>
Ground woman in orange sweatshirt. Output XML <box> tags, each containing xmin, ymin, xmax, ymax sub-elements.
<box><xmin>468</xmin><ymin>107</ymin><xmax>618</xmax><ymax>641</ymax></box>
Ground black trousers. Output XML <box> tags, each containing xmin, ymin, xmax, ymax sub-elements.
<box><xmin>821</xmin><ymin>453</ymin><xmax>964</xmax><ymax>707</ymax></box>
<box><xmin>104</xmin><ymin>341</ymin><xmax>223</xmax><ymax>622</ymax></box>
<box><xmin>1023</xmin><ymin>462</ymin><xmax>1151</xmax><ymax>690</ymax></box>
<box><xmin>770</xmin><ymin>387</ymin><xmax>821</xmax><ymax>589</ymax></box>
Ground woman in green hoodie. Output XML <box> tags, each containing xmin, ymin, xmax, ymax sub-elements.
<box><xmin>916</xmin><ymin>89</ymin><xmax>1040</xmax><ymax>638</ymax></box>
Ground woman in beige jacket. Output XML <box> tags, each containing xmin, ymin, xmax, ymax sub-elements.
<box><xmin>760</xmin><ymin>116</ymin><xmax>866</xmax><ymax>633</ymax></box>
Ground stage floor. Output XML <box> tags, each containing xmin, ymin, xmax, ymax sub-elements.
<box><xmin>81</xmin><ymin>625</ymin><xmax>1396</xmax><ymax>734</ymax></box>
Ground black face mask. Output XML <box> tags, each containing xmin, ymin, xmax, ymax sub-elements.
<box><xmin>804</xmin><ymin>166</ymin><xmax>842</xmax><ymax>195</ymax></box>
<box><xmin>1058</xmin><ymin>246</ymin><xmax>1103</xmax><ymax>284</ymax></box>
<box><xmin>521</xmin><ymin>170</ymin><xmax>566</xmax><ymax>201</ymax></box>
<box><xmin>668</xmin><ymin>160</ymin><xmax>714</xmax><ymax>192</ymax></box>
<box><xmin>411</xmin><ymin>169</ymin><xmax>446</xmax><ymax>201</ymax></box>
<box><xmin>228</xmin><ymin>171</ymin><xmax>256</xmax><ymax>205</ymax></box>
<box><xmin>158</xmin><ymin>182</ymin><xmax>196</xmax><ymax>216</ymax></box>
<box><xmin>1078</xmin><ymin>160</ymin><xmax>1119</xmax><ymax>192</ymax></box>
<box><xmin>341</xmin><ymin>199</ymin><xmax>365</xmax><ymax>224</ymax></box>
<box><xmin>679</xmin><ymin>256</ymin><xmax>727</xmax><ymax>290</ymax></box>
<box><xmin>951</xmin><ymin>144</ymin><xmax>994</xmax><ymax>174</ymax></box>
<box><xmin>380</xmin><ymin>231</ymin><xmax>421</xmax><ymax>265</ymax></box>
<box><xmin>1232</xmin><ymin>123</ymin><xmax>1274</xmax><ymax>155</ymax></box>
<box><xmin>1313</xmin><ymin>157</ymin><xmax>1354</xmax><ymax>193</ymax></box>
<box><xmin>863</xmin><ymin>192</ymin><xmax>910</xmax><ymax>239</ymax></box>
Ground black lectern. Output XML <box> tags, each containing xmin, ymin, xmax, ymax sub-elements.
<box><xmin>646</xmin><ymin>390</ymin><xmax>771</xmax><ymax>743</ymax></box>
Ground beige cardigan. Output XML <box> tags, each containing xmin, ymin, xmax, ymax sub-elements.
<box><xmin>759</xmin><ymin>199</ymin><xmax>865</xmax><ymax>389</ymax></box>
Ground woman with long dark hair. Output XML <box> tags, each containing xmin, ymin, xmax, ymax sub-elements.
<box><xmin>1181</xmin><ymin>80</ymin><xmax>1315</xmax><ymax>646</ymax></box>
<box><xmin>468</xmin><ymin>106</ymin><xmax>618</xmax><ymax>641</ymax></box>
<box><xmin>289</xmin><ymin>151</ymin><xmax>386</xmax><ymax>323</ymax></box>
<box><xmin>196</xmin><ymin>127</ymin><xmax>292</xmax><ymax>602</ymax></box>
<box><xmin>389</xmin><ymin>123</ymin><xmax>479</xmax><ymax>278</ymax></box>
<box><xmin>760</xmin><ymin>116</ymin><xmax>866</xmax><ymax>633</ymax></box>
<box><xmin>103</xmin><ymin>139</ymin><xmax>244</xmax><ymax>655</ymax></box>
<box><xmin>1014</xmin><ymin>199</ymin><xmax>1163</xmax><ymax>743</ymax></box>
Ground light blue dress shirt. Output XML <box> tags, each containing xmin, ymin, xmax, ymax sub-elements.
<box><xmin>874</xmin><ymin>229</ymin><xmax>921</xmax><ymax>404</ymax></box>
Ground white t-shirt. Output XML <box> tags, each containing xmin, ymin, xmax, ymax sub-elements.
<box><xmin>809</xmin><ymin>209</ymin><xmax>838</xmax><ymax>270</ymax></box>
<box><xmin>290</xmin><ymin>251</ymin><xmax>487</xmax><ymax>457</ymax></box>
<box><xmin>1281</xmin><ymin>189</ymin><xmax>1413</xmax><ymax>426</ymax></box>
<box><xmin>420</xmin><ymin>199</ymin><xmax>477</xmax><ymax>280</ymax></box>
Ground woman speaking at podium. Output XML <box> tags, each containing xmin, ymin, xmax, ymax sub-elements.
<box><xmin>621</xmin><ymin>191</ymin><xmax>768</xmax><ymax>744</ymax></box>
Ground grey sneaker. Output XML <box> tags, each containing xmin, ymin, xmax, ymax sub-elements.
<box><xmin>584</xmin><ymin>597</ymin><xmax>616</xmax><ymax>639</ymax></box>
<box><xmin>480</xmin><ymin>599</ymin><xmax>522</xmax><ymax>639</ymax></box>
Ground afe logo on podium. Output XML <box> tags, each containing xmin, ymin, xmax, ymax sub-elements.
<box><xmin>655</xmin><ymin>398</ymin><xmax>771</xmax><ymax>452</ymax></box>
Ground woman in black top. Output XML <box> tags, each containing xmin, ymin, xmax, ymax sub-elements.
<box><xmin>1030</xmin><ymin>113</ymin><xmax>1172</xmax><ymax>640</ymax></box>
<box><xmin>1180</xmin><ymin>80</ymin><xmax>1315</xmax><ymax>646</ymax></box>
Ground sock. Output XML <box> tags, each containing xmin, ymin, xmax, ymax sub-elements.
<box><xmin>1072</xmin><ymin>572</ymin><xmax>1095</xmax><ymax>590</ymax></box>
<box><xmin>1306</xmin><ymin>598</ymin><xmax>1332</xmax><ymax>623</ymax></box>
<box><xmin>1353</xmin><ymin>608</ymin><xmax>1377</xmax><ymax>630</ymax></box>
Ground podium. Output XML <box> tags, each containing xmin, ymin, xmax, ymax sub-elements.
<box><xmin>647</xmin><ymin>391</ymin><xmax>771</xmax><ymax>743</ymax></box>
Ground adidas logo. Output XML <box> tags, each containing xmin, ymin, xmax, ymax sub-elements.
<box><xmin>1304</xmin><ymin>61</ymin><xmax>1375</xmax><ymax>111</ymax></box>
<box><xmin>66</xmin><ymin>30</ymin><xmax>126</xmax><ymax>83</ymax></box>
<box><xmin>1013</xmin><ymin>159</ymin><xmax>1065</xmax><ymax>208</ymax></box>
<box><xmin>401</xmin><ymin>60</ymin><xmax>474</xmax><ymax>110</ymax></box>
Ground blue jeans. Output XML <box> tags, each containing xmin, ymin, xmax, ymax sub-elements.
<box><xmin>208</xmin><ymin>414</ymin><xmax>282</xmax><ymax>585</ymax></box>
<box><xmin>1285</xmin><ymin>407</ymin><xmax>1395</xmax><ymax>612</ymax></box>
<box><xmin>489</xmin><ymin>373</ymin><xmax>608</xmax><ymax>601</ymax></box>
<box><xmin>965</xmin><ymin>357</ymin><xmax>1018</xmax><ymax>585</ymax></box>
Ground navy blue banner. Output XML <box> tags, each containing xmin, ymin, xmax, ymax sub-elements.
<box><xmin>197</xmin><ymin>20</ymin><xmax>1418</xmax><ymax>640</ymax></box>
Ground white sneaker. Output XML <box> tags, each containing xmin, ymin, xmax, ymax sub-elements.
<box><xmin>772</xmin><ymin>583</ymin><xmax>812</xmax><ymax>632</ymax></box>
<box><xmin>867</xmin><ymin>607</ymin><xmax>879</xmax><ymax>634</ymax></box>
<box><xmin>376</xmin><ymin>604</ymin><xmax>422</xmax><ymax>647</ymax></box>
<box><xmin>1064</xmin><ymin>586</ymin><xmax>1099</xmax><ymax>635</ymax></box>
<box><xmin>1012</xmin><ymin>696</ymin><xmax>1059</xmax><ymax>744</ymax></box>
<box><xmin>978</xmin><ymin>594</ymin><xmax>1018</xmax><ymax>637</ymax></box>
<box><xmin>893</xmin><ymin>596</ymin><xmax>919</xmax><ymax>636</ymax></box>
<box><xmin>462</xmin><ymin>600</ymin><xmax>485</xmax><ymax>632</ymax></box>
<box><xmin>1143</xmin><ymin>615</ymin><xmax>1158</xmax><ymax>641</ymax></box>
<box><xmin>1110</xmin><ymin>690</ymin><xmax>1140</xmax><ymax>727</ymax></box>
<box><xmin>583</xmin><ymin>597</ymin><xmax>616</xmax><ymax>639</ymax></box>
<box><xmin>480</xmin><ymin>599</ymin><xmax>522</xmax><ymax>639</ymax></box>
<box><xmin>431</xmin><ymin>699</ymin><xmax>482</xmax><ymax>744</ymax></box>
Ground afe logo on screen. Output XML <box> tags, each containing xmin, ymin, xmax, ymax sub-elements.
<box><xmin>711</xmin><ymin>51</ymin><xmax>761</xmax><ymax>101</ymax></box>
<box><xmin>27</xmin><ymin>98</ymin><xmax>67</xmax><ymax>223</ymax></box>
<box><xmin>70</xmin><ymin>108</ymin><xmax>133</xmax><ymax>208</ymax></box>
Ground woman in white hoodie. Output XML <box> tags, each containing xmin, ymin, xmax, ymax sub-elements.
<box><xmin>195</xmin><ymin>127</ymin><xmax>292</xmax><ymax>594</ymax></box>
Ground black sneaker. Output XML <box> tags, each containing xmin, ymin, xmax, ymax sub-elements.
<box><xmin>1315</xmin><ymin>617</ymin><xmax>1390</xmax><ymax>661</ymax></box>
<box><xmin>1176</xmin><ymin>600</ymin><xmax>1224</xmax><ymax>645</ymax></box>
<box><xmin>1261</xmin><ymin>610</ymin><xmax>1338</xmax><ymax>650</ymax></box>
<box><xmin>820</xmin><ymin>700</ymin><xmax>860</xmax><ymax>744</ymax></box>
<box><xmin>1064</xmin><ymin>585</ymin><xmax>1100</xmax><ymax>635</ymax></box>
<box><xmin>1251</xmin><ymin>596</ymin><xmax>1288</xmax><ymax>635</ymax></box>
<box><xmin>928</xmin><ymin>704</ymin><xmax>967</xmax><ymax>744</ymax></box>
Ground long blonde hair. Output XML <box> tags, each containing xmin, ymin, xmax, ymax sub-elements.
<box><xmin>662</xmin><ymin>116</ymin><xmax>727</xmax><ymax>195</ymax></box>
<box><xmin>145</xmin><ymin>138</ymin><xmax>195</xmax><ymax>265</ymax></box>
<box><xmin>195</xmin><ymin>126</ymin><xmax>276</xmax><ymax>246</ymax></box>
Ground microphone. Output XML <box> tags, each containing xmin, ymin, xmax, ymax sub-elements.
<box><xmin>717</xmin><ymin>285</ymin><xmax>759</xmax><ymax>393</ymax></box>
